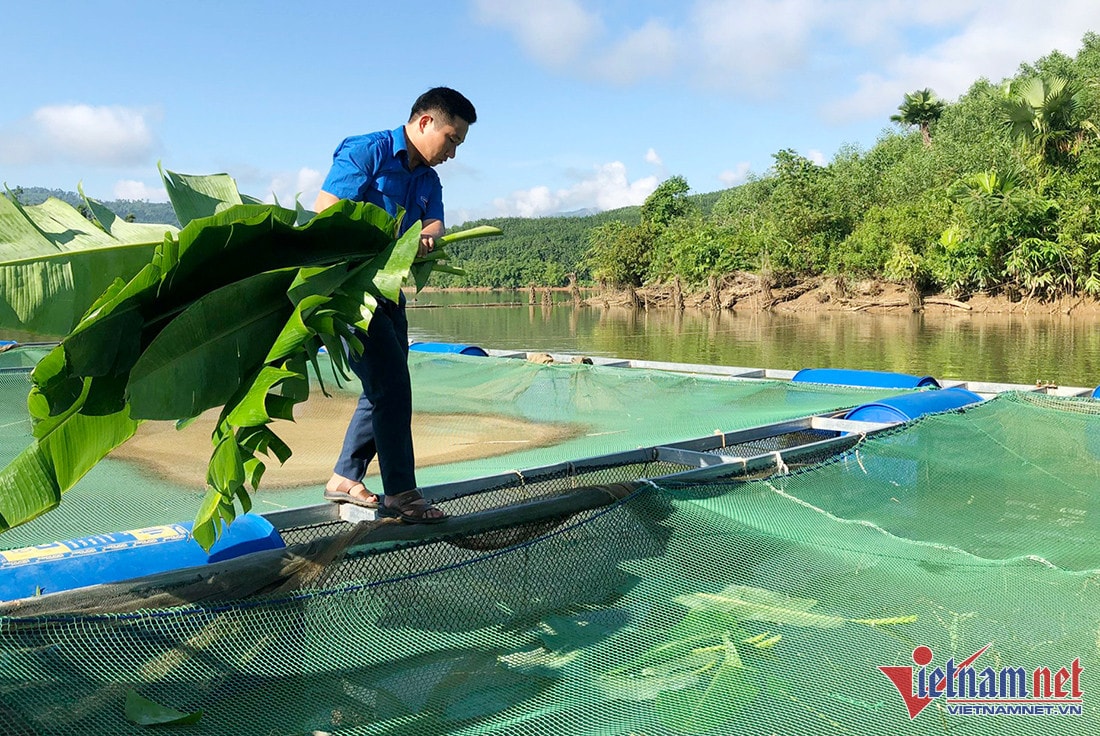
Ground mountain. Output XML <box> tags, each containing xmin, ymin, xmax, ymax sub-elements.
<box><xmin>556</xmin><ymin>207</ymin><xmax>602</xmax><ymax>218</ymax></box>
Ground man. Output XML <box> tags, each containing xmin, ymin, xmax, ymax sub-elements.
<box><xmin>315</xmin><ymin>87</ymin><xmax>476</xmax><ymax>524</ymax></box>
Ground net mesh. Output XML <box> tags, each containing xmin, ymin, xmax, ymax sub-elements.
<box><xmin>0</xmin><ymin>346</ymin><xmax>1096</xmax><ymax>735</ymax></box>
<box><xmin>0</xmin><ymin>347</ymin><xmax>900</xmax><ymax>549</ymax></box>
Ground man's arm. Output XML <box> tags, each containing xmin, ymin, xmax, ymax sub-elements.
<box><xmin>315</xmin><ymin>191</ymin><xmax>440</xmax><ymax>257</ymax></box>
<box><xmin>313</xmin><ymin>190</ymin><xmax>341</xmax><ymax>213</ymax></box>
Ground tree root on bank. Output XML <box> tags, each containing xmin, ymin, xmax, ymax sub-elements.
<box><xmin>581</xmin><ymin>277</ymin><xmax>1100</xmax><ymax>314</ymax></box>
<box><xmin>760</xmin><ymin>280</ymin><xmax>820</xmax><ymax>310</ymax></box>
<box><xmin>850</xmin><ymin>297</ymin><xmax>972</xmax><ymax>312</ymax></box>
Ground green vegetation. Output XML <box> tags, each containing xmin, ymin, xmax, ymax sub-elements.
<box><xmin>438</xmin><ymin>189</ymin><xmax>724</xmax><ymax>288</ymax></box>
<box><xmin>447</xmin><ymin>34</ymin><xmax>1100</xmax><ymax>302</ymax></box>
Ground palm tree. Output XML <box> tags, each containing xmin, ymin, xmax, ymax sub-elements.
<box><xmin>891</xmin><ymin>88</ymin><xmax>946</xmax><ymax>148</ymax></box>
<box><xmin>1000</xmin><ymin>75</ymin><xmax>1099</xmax><ymax>166</ymax></box>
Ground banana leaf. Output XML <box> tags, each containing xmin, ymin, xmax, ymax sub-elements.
<box><xmin>0</xmin><ymin>169</ymin><xmax>501</xmax><ymax>547</ymax></box>
<box><xmin>159</xmin><ymin>164</ymin><xmax>263</xmax><ymax>227</ymax></box>
<box><xmin>0</xmin><ymin>193</ymin><xmax>177</xmax><ymax>337</ymax></box>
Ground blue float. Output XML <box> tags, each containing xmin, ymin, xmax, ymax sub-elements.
<box><xmin>1092</xmin><ymin>385</ymin><xmax>1100</xmax><ymax>399</ymax></box>
<box><xmin>792</xmin><ymin>368</ymin><xmax>940</xmax><ymax>389</ymax></box>
<box><xmin>0</xmin><ymin>513</ymin><xmax>285</xmax><ymax>601</ymax></box>
<box><xmin>409</xmin><ymin>342</ymin><xmax>489</xmax><ymax>356</ymax></box>
<box><xmin>844</xmin><ymin>387</ymin><xmax>984</xmax><ymax>424</ymax></box>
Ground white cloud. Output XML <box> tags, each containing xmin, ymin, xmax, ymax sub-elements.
<box><xmin>806</xmin><ymin>149</ymin><xmax>827</xmax><ymax>166</ymax></box>
<box><xmin>263</xmin><ymin>167</ymin><xmax>325</xmax><ymax>208</ymax></box>
<box><xmin>593</xmin><ymin>19</ymin><xmax>679</xmax><ymax>84</ymax></box>
<box><xmin>823</xmin><ymin>1</ymin><xmax>1100</xmax><ymax>120</ymax></box>
<box><xmin>718</xmin><ymin>162</ymin><xmax>752</xmax><ymax>187</ymax></box>
<box><xmin>645</xmin><ymin>148</ymin><xmax>663</xmax><ymax>167</ymax></box>
<box><xmin>476</xmin><ymin>0</ymin><xmax>1100</xmax><ymax>124</ymax></box>
<box><xmin>472</xmin><ymin>0</ymin><xmax>601</xmax><ymax>67</ymax></box>
<box><xmin>4</xmin><ymin>104</ymin><xmax>159</xmax><ymax>166</ymax></box>
<box><xmin>490</xmin><ymin>161</ymin><xmax>659</xmax><ymax>218</ymax></box>
<box><xmin>687</xmin><ymin>0</ymin><xmax>826</xmax><ymax>92</ymax></box>
<box><xmin>113</xmin><ymin>179</ymin><xmax>168</xmax><ymax>202</ymax></box>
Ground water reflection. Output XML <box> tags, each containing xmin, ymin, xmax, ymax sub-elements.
<box><xmin>407</xmin><ymin>291</ymin><xmax>1100</xmax><ymax>387</ymax></box>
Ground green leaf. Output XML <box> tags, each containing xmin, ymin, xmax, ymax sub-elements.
<box><xmin>126</xmin><ymin>270</ymin><xmax>298</xmax><ymax>420</ymax></box>
<box><xmin>238</xmin><ymin>425</ymin><xmax>292</xmax><ymax>464</ymax></box>
<box><xmin>411</xmin><ymin>261</ymin><xmax>434</xmax><ymax>292</ymax></box>
<box><xmin>538</xmin><ymin>608</ymin><xmax>632</xmax><ymax>652</ymax></box>
<box><xmin>263</xmin><ymin>294</ymin><xmax>326</xmax><ymax>364</ymax></box>
<box><xmin>160</xmin><ymin>164</ymin><xmax>246</xmax><ymax>228</ymax></box>
<box><xmin>124</xmin><ymin>689</ymin><xmax>202</xmax><ymax>726</ymax></box>
<box><xmin>654</xmin><ymin>638</ymin><xmax>759</xmax><ymax>733</ymax></box>
<box><xmin>372</xmin><ymin>222</ymin><xmax>422</xmax><ymax>302</ymax></box>
<box><xmin>0</xmin><ymin>405</ymin><xmax>139</xmax><ymax>532</ymax></box>
<box><xmin>0</xmin><ymin>194</ymin><xmax>173</xmax><ymax>336</ymax></box>
<box><xmin>225</xmin><ymin>365</ymin><xmax>300</xmax><ymax>426</ymax></box>
<box><xmin>674</xmin><ymin>585</ymin><xmax>845</xmax><ymax>628</ymax></box>
<box><xmin>404</xmin><ymin>225</ymin><xmax>499</xmax><ymax>292</ymax></box>
<box><xmin>77</xmin><ymin>183</ymin><xmax>174</xmax><ymax>243</ymax></box>
<box><xmin>436</xmin><ymin>225</ymin><xmax>503</xmax><ymax>245</ymax></box>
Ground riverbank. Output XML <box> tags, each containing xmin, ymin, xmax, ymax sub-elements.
<box><xmin>422</xmin><ymin>276</ymin><xmax>1100</xmax><ymax>316</ymax></box>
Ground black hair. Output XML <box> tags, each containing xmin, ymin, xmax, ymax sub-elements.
<box><xmin>409</xmin><ymin>87</ymin><xmax>477</xmax><ymax>125</ymax></box>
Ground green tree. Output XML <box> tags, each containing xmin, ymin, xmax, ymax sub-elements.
<box><xmin>641</xmin><ymin>175</ymin><xmax>693</xmax><ymax>229</ymax></box>
<box><xmin>584</xmin><ymin>220</ymin><xmax>652</xmax><ymax>287</ymax></box>
<box><xmin>762</xmin><ymin>149</ymin><xmax>848</xmax><ymax>273</ymax></box>
<box><xmin>891</xmin><ymin>88</ymin><xmax>947</xmax><ymax>148</ymax></box>
<box><xmin>1000</xmin><ymin>75</ymin><xmax>1099</xmax><ymax>167</ymax></box>
<box><xmin>933</xmin><ymin>169</ymin><xmax>1058</xmax><ymax>297</ymax></box>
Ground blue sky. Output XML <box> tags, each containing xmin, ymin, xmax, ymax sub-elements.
<box><xmin>3</xmin><ymin>1</ymin><xmax>1099</xmax><ymax>225</ymax></box>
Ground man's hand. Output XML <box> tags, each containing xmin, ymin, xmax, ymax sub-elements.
<box><xmin>418</xmin><ymin>233</ymin><xmax>436</xmax><ymax>258</ymax></box>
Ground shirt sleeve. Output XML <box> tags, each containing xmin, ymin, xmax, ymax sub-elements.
<box><xmin>424</xmin><ymin>177</ymin><xmax>445</xmax><ymax>226</ymax></box>
<box><xmin>321</xmin><ymin>137</ymin><xmax>380</xmax><ymax>201</ymax></box>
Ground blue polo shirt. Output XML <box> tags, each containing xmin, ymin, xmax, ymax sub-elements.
<box><xmin>320</xmin><ymin>126</ymin><xmax>444</xmax><ymax>234</ymax></box>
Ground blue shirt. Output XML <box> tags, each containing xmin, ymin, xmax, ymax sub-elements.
<box><xmin>320</xmin><ymin>126</ymin><xmax>444</xmax><ymax>234</ymax></box>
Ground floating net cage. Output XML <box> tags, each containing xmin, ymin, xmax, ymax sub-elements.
<box><xmin>0</xmin><ymin>345</ymin><xmax>1097</xmax><ymax>735</ymax></box>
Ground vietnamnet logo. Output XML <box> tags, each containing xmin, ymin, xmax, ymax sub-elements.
<box><xmin>879</xmin><ymin>644</ymin><xmax>1083</xmax><ymax>718</ymax></box>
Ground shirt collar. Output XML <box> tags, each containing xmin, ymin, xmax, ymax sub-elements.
<box><xmin>392</xmin><ymin>125</ymin><xmax>413</xmax><ymax>170</ymax></box>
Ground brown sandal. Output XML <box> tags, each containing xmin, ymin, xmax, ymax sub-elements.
<box><xmin>378</xmin><ymin>489</ymin><xmax>448</xmax><ymax>524</ymax></box>
<box><xmin>323</xmin><ymin>483</ymin><xmax>379</xmax><ymax>509</ymax></box>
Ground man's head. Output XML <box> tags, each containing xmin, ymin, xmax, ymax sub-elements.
<box><xmin>405</xmin><ymin>87</ymin><xmax>476</xmax><ymax>168</ymax></box>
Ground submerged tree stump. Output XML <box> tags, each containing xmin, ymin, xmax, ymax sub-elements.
<box><xmin>907</xmin><ymin>281</ymin><xmax>924</xmax><ymax>312</ymax></box>
<box><xmin>569</xmin><ymin>273</ymin><xmax>582</xmax><ymax>306</ymax></box>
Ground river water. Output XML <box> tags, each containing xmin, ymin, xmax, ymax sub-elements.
<box><xmin>407</xmin><ymin>290</ymin><xmax>1100</xmax><ymax>389</ymax></box>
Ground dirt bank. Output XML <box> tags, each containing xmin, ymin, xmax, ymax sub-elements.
<box><xmin>582</xmin><ymin>274</ymin><xmax>1100</xmax><ymax>317</ymax></box>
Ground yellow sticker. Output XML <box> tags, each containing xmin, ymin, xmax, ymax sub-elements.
<box><xmin>0</xmin><ymin>542</ymin><xmax>72</xmax><ymax>565</ymax></box>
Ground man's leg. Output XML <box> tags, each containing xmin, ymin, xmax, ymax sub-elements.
<box><xmin>330</xmin><ymin>298</ymin><xmax>416</xmax><ymax>493</ymax></box>
<box><xmin>326</xmin><ymin>387</ymin><xmax>380</xmax><ymax>504</ymax></box>
<box><xmin>360</xmin><ymin>298</ymin><xmax>417</xmax><ymax>495</ymax></box>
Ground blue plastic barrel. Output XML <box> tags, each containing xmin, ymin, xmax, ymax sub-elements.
<box><xmin>0</xmin><ymin>514</ymin><xmax>285</xmax><ymax>601</ymax></box>
<box><xmin>844</xmin><ymin>387</ymin><xmax>983</xmax><ymax>423</ymax></box>
<box><xmin>1092</xmin><ymin>385</ymin><xmax>1100</xmax><ymax>399</ymax></box>
<box><xmin>409</xmin><ymin>342</ymin><xmax>488</xmax><ymax>356</ymax></box>
<box><xmin>792</xmin><ymin>368</ymin><xmax>940</xmax><ymax>389</ymax></box>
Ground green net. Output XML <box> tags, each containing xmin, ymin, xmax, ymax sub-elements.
<box><xmin>0</xmin><ymin>346</ymin><xmax>901</xmax><ymax>549</ymax></box>
<box><xmin>1</xmin><ymin>346</ymin><xmax>1096</xmax><ymax>735</ymax></box>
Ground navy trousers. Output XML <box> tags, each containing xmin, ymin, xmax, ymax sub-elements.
<box><xmin>333</xmin><ymin>296</ymin><xmax>417</xmax><ymax>495</ymax></box>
